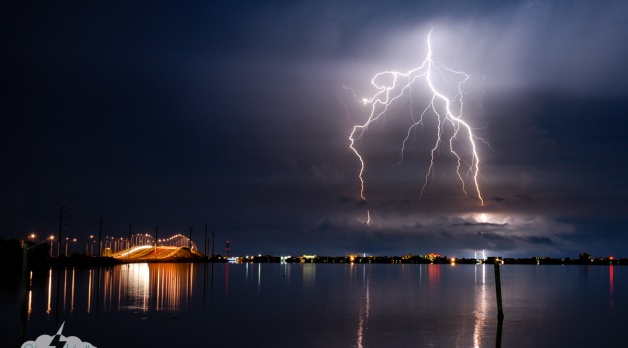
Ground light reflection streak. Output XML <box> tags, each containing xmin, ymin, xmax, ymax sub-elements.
<box><xmin>47</xmin><ymin>269</ymin><xmax>52</xmax><ymax>315</ymax></box>
<box><xmin>356</xmin><ymin>265</ymin><xmax>370</xmax><ymax>348</ymax></box>
<box><xmin>283</xmin><ymin>262</ymin><xmax>290</xmax><ymax>280</ymax></box>
<box><xmin>609</xmin><ymin>265</ymin><xmax>614</xmax><ymax>309</ymax></box>
<box><xmin>97</xmin><ymin>263</ymin><xmax>193</xmax><ymax>311</ymax></box>
<box><xmin>473</xmin><ymin>264</ymin><xmax>487</xmax><ymax>348</ymax></box>
<box><xmin>117</xmin><ymin>267</ymin><xmax>123</xmax><ymax>311</ymax></box>
<box><xmin>122</xmin><ymin>263</ymin><xmax>150</xmax><ymax>311</ymax></box>
<box><xmin>103</xmin><ymin>269</ymin><xmax>111</xmax><ymax>308</ymax></box>
<box><xmin>303</xmin><ymin>264</ymin><xmax>316</xmax><ymax>290</ymax></box>
<box><xmin>141</xmin><ymin>264</ymin><xmax>149</xmax><ymax>310</ymax></box>
<box><xmin>109</xmin><ymin>269</ymin><xmax>114</xmax><ymax>306</ymax></box>
<box><xmin>258</xmin><ymin>263</ymin><xmax>262</xmax><ymax>294</ymax></box>
<box><xmin>156</xmin><ymin>267</ymin><xmax>161</xmax><ymax>310</ymax></box>
<box><xmin>70</xmin><ymin>269</ymin><xmax>75</xmax><ymax>313</ymax></box>
<box><xmin>154</xmin><ymin>263</ymin><xmax>190</xmax><ymax>311</ymax></box>
<box><xmin>428</xmin><ymin>264</ymin><xmax>440</xmax><ymax>288</ymax></box>
<box><xmin>188</xmin><ymin>263</ymin><xmax>193</xmax><ymax>309</ymax></box>
<box><xmin>87</xmin><ymin>269</ymin><xmax>92</xmax><ymax>314</ymax></box>
<box><xmin>63</xmin><ymin>269</ymin><xmax>67</xmax><ymax>309</ymax></box>
<box><xmin>27</xmin><ymin>271</ymin><xmax>32</xmax><ymax>317</ymax></box>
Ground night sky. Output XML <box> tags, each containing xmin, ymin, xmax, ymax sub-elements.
<box><xmin>2</xmin><ymin>0</ymin><xmax>627</xmax><ymax>258</ymax></box>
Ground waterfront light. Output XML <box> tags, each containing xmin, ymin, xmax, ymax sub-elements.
<box><xmin>49</xmin><ymin>235</ymin><xmax>54</xmax><ymax>257</ymax></box>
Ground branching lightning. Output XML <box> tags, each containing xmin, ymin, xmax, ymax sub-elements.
<box><xmin>347</xmin><ymin>30</ymin><xmax>486</xmax><ymax>223</ymax></box>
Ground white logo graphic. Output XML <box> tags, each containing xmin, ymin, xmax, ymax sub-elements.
<box><xmin>21</xmin><ymin>322</ymin><xmax>96</xmax><ymax>348</ymax></box>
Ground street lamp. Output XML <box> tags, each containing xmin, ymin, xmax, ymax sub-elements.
<box><xmin>90</xmin><ymin>235</ymin><xmax>94</xmax><ymax>256</ymax></box>
<box><xmin>27</xmin><ymin>233</ymin><xmax>36</xmax><ymax>247</ymax></box>
<box><xmin>65</xmin><ymin>237</ymin><xmax>69</xmax><ymax>256</ymax></box>
<box><xmin>49</xmin><ymin>235</ymin><xmax>55</xmax><ymax>257</ymax></box>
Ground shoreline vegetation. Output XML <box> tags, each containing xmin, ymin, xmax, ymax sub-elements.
<box><xmin>1</xmin><ymin>238</ymin><xmax>624</xmax><ymax>270</ymax></box>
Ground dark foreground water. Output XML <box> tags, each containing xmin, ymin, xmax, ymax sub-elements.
<box><xmin>2</xmin><ymin>263</ymin><xmax>625</xmax><ymax>347</ymax></box>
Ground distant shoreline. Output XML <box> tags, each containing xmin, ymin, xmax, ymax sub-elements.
<box><xmin>15</xmin><ymin>254</ymin><xmax>625</xmax><ymax>270</ymax></box>
<box><xmin>1</xmin><ymin>238</ymin><xmax>623</xmax><ymax>270</ymax></box>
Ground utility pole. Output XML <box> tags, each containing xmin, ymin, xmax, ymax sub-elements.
<box><xmin>211</xmin><ymin>230</ymin><xmax>215</xmax><ymax>259</ymax></box>
<box><xmin>128</xmin><ymin>225</ymin><xmax>133</xmax><ymax>249</ymax></box>
<box><xmin>57</xmin><ymin>206</ymin><xmax>67</xmax><ymax>257</ymax></box>
<box><xmin>189</xmin><ymin>226</ymin><xmax>193</xmax><ymax>257</ymax></box>
<box><xmin>204</xmin><ymin>224</ymin><xmax>208</xmax><ymax>257</ymax></box>
<box><xmin>98</xmin><ymin>218</ymin><xmax>105</xmax><ymax>257</ymax></box>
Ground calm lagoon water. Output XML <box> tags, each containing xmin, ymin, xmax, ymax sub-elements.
<box><xmin>2</xmin><ymin>263</ymin><xmax>625</xmax><ymax>347</ymax></box>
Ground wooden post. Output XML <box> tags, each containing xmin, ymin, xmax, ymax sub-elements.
<box><xmin>494</xmin><ymin>260</ymin><xmax>505</xmax><ymax>319</ymax></box>
<box><xmin>495</xmin><ymin>314</ymin><xmax>504</xmax><ymax>348</ymax></box>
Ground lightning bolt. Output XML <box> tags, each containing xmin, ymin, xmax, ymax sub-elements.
<box><xmin>348</xmin><ymin>30</ymin><xmax>485</xmax><ymax>222</ymax></box>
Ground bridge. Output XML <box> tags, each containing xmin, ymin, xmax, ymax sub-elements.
<box><xmin>108</xmin><ymin>234</ymin><xmax>205</xmax><ymax>261</ymax></box>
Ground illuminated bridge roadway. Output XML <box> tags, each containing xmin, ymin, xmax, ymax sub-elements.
<box><xmin>110</xmin><ymin>234</ymin><xmax>204</xmax><ymax>260</ymax></box>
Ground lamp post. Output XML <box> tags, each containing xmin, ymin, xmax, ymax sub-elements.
<box><xmin>65</xmin><ymin>237</ymin><xmax>69</xmax><ymax>256</ymax></box>
<box><xmin>28</xmin><ymin>233</ymin><xmax>36</xmax><ymax>248</ymax></box>
<box><xmin>49</xmin><ymin>235</ymin><xmax>54</xmax><ymax>257</ymax></box>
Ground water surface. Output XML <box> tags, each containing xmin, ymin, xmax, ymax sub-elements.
<box><xmin>2</xmin><ymin>263</ymin><xmax>625</xmax><ymax>347</ymax></box>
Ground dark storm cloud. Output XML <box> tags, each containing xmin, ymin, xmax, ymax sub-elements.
<box><xmin>1</xmin><ymin>0</ymin><xmax>627</xmax><ymax>257</ymax></box>
<box><xmin>271</xmin><ymin>215</ymin><xmax>565</xmax><ymax>257</ymax></box>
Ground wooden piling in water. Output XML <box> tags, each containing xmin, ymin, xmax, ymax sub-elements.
<box><xmin>494</xmin><ymin>260</ymin><xmax>505</xmax><ymax>319</ymax></box>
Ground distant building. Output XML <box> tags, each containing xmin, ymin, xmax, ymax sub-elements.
<box><xmin>424</xmin><ymin>253</ymin><xmax>440</xmax><ymax>261</ymax></box>
<box><xmin>486</xmin><ymin>256</ymin><xmax>503</xmax><ymax>264</ymax></box>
